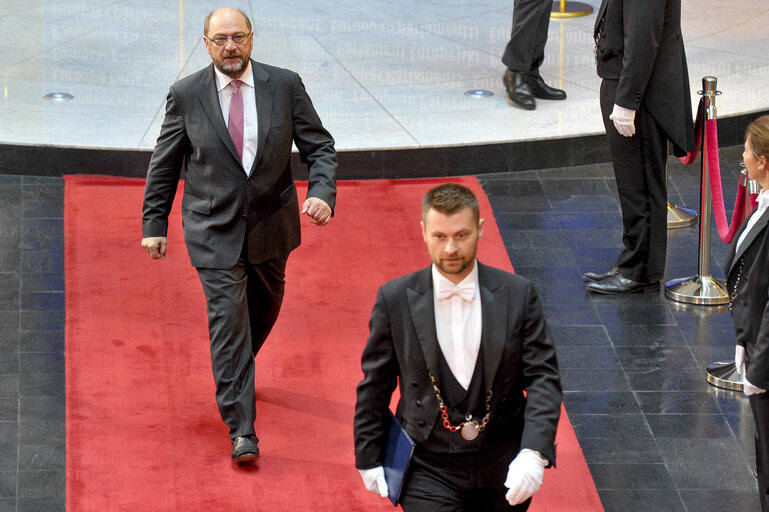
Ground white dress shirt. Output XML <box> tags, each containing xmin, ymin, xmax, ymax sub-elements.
<box><xmin>213</xmin><ymin>62</ymin><xmax>258</xmax><ymax>175</ymax></box>
<box><xmin>432</xmin><ymin>262</ymin><xmax>482</xmax><ymax>390</ymax></box>
<box><xmin>737</xmin><ymin>189</ymin><xmax>769</xmax><ymax>252</ymax></box>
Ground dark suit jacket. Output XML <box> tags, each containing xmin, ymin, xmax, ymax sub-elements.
<box><xmin>594</xmin><ymin>0</ymin><xmax>695</xmax><ymax>155</ymax></box>
<box><xmin>142</xmin><ymin>60</ymin><xmax>337</xmax><ymax>268</ymax></box>
<box><xmin>354</xmin><ymin>263</ymin><xmax>562</xmax><ymax>469</ymax></box>
<box><xmin>725</xmin><ymin>208</ymin><xmax>769</xmax><ymax>390</ymax></box>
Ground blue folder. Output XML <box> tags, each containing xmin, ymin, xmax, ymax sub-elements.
<box><xmin>383</xmin><ymin>412</ymin><xmax>416</xmax><ymax>506</ymax></box>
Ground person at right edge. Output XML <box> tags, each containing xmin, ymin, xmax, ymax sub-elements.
<box><xmin>584</xmin><ymin>0</ymin><xmax>695</xmax><ymax>294</ymax></box>
<box><xmin>727</xmin><ymin>116</ymin><xmax>769</xmax><ymax>511</ymax></box>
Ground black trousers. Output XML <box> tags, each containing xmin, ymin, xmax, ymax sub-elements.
<box><xmin>600</xmin><ymin>79</ymin><xmax>669</xmax><ymax>283</ymax></box>
<box><xmin>750</xmin><ymin>391</ymin><xmax>769</xmax><ymax>511</ymax></box>
<box><xmin>501</xmin><ymin>0</ymin><xmax>551</xmax><ymax>75</ymax></box>
<box><xmin>196</xmin><ymin>254</ymin><xmax>287</xmax><ymax>438</ymax></box>
<box><xmin>399</xmin><ymin>445</ymin><xmax>530</xmax><ymax>512</ymax></box>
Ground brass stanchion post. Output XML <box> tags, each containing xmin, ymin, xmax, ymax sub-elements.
<box><xmin>551</xmin><ymin>0</ymin><xmax>593</xmax><ymax>18</ymax></box>
<box><xmin>665</xmin><ymin>76</ymin><xmax>730</xmax><ymax>305</ymax></box>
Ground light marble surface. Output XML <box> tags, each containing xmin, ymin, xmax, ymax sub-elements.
<box><xmin>0</xmin><ymin>0</ymin><xmax>766</xmax><ymax>152</ymax></box>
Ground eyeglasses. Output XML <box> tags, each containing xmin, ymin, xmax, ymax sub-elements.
<box><xmin>206</xmin><ymin>33</ymin><xmax>250</xmax><ymax>46</ymax></box>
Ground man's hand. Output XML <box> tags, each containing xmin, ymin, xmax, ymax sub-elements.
<box><xmin>504</xmin><ymin>449</ymin><xmax>547</xmax><ymax>506</ymax></box>
<box><xmin>301</xmin><ymin>198</ymin><xmax>332</xmax><ymax>226</ymax></box>
<box><xmin>745</xmin><ymin>376</ymin><xmax>767</xmax><ymax>396</ymax></box>
<box><xmin>141</xmin><ymin>237</ymin><xmax>168</xmax><ymax>260</ymax></box>
<box><xmin>359</xmin><ymin>467</ymin><xmax>388</xmax><ymax>498</ymax></box>
<box><xmin>609</xmin><ymin>104</ymin><xmax>636</xmax><ymax>137</ymax></box>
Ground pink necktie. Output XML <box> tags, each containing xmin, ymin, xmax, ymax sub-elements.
<box><xmin>228</xmin><ymin>79</ymin><xmax>244</xmax><ymax>160</ymax></box>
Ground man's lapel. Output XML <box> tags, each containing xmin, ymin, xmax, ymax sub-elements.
<box><xmin>594</xmin><ymin>0</ymin><xmax>609</xmax><ymax>34</ymax></box>
<box><xmin>479</xmin><ymin>264</ymin><xmax>507</xmax><ymax>390</ymax></box>
<box><xmin>251</xmin><ymin>60</ymin><xmax>274</xmax><ymax>173</ymax></box>
<box><xmin>407</xmin><ymin>267</ymin><xmax>440</xmax><ymax>375</ymax></box>
<box><xmin>196</xmin><ymin>64</ymin><xmax>241</xmax><ymax>164</ymax></box>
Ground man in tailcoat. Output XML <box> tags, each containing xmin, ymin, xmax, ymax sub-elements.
<box><xmin>141</xmin><ymin>7</ymin><xmax>337</xmax><ymax>463</ymax></box>
<box><xmin>354</xmin><ymin>184</ymin><xmax>561</xmax><ymax>511</ymax></box>
<box><xmin>584</xmin><ymin>0</ymin><xmax>695</xmax><ymax>294</ymax></box>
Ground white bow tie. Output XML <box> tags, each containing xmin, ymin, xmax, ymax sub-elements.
<box><xmin>436</xmin><ymin>281</ymin><xmax>475</xmax><ymax>302</ymax></box>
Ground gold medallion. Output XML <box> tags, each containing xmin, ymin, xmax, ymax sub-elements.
<box><xmin>460</xmin><ymin>421</ymin><xmax>479</xmax><ymax>441</ymax></box>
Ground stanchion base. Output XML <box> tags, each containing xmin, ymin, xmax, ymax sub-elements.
<box><xmin>664</xmin><ymin>275</ymin><xmax>729</xmax><ymax>305</ymax></box>
<box><xmin>667</xmin><ymin>202</ymin><xmax>697</xmax><ymax>229</ymax></box>
<box><xmin>551</xmin><ymin>1</ymin><xmax>593</xmax><ymax>17</ymax></box>
<box><xmin>706</xmin><ymin>361</ymin><xmax>744</xmax><ymax>392</ymax></box>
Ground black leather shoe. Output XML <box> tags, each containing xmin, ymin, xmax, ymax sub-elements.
<box><xmin>231</xmin><ymin>434</ymin><xmax>259</xmax><ymax>464</ymax></box>
<box><xmin>526</xmin><ymin>75</ymin><xmax>567</xmax><ymax>100</ymax></box>
<box><xmin>583</xmin><ymin>267</ymin><xmax>620</xmax><ymax>282</ymax></box>
<box><xmin>503</xmin><ymin>70</ymin><xmax>535</xmax><ymax>110</ymax></box>
<box><xmin>584</xmin><ymin>273</ymin><xmax>660</xmax><ymax>294</ymax></box>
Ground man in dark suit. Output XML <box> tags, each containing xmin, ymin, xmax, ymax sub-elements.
<box><xmin>502</xmin><ymin>0</ymin><xmax>566</xmax><ymax>110</ymax></box>
<box><xmin>584</xmin><ymin>0</ymin><xmax>695</xmax><ymax>294</ymax></box>
<box><xmin>354</xmin><ymin>184</ymin><xmax>561</xmax><ymax>511</ymax></box>
<box><xmin>140</xmin><ymin>7</ymin><xmax>337</xmax><ymax>464</ymax></box>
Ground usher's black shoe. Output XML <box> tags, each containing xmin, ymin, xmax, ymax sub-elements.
<box><xmin>526</xmin><ymin>74</ymin><xmax>567</xmax><ymax>100</ymax></box>
<box><xmin>231</xmin><ymin>434</ymin><xmax>259</xmax><ymax>464</ymax></box>
<box><xmin>503</xmin><ymin>70</ymin><xmax>536</xmax><ymax>110</ymax></box>
<box><xmin>583</xmin><ymin>267</ymin><xmax>620</xmax><ymax>282</ymax></box>
<box><xmin>585</xmin><ymin>274</ymin><xmax>660</xmax><ymax>295</ymax></box>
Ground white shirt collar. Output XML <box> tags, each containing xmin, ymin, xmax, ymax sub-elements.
<box><xmin>213</xmin><ymin>61</ymin><xmax>254</xmax><ymax>92</ymax></box>
<box><xmin>431</xmin><ymin>260</ymin><xmax>479</xmax><ymax>293</ymax></box>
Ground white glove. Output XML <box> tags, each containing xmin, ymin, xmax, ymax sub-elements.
<box><xmin>359</xmin><ymin>466</ymin><xmax>389</xmax><ymax>498</ymax></box>
<box><xmin>735</xmin><ymin>345</ymin><xmax>747</xmax><ymax>376</ymax></box>
<box><xmin>609</xmin><ymin>104</ymin><xmax>636</xmax><ymax>137</ymax></box>
<box><xmin>504</xmin><ymin>449</ymin><xmax>548</xmax><ymax>506</ymax></box>
<box><xmin>744</xmin><ymin>376</ymin><xmax>767</xmax><ymax>396</ymax></box>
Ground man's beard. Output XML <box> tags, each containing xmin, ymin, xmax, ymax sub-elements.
<box><xmin>216</xmin><ymin>55</ymin><xmax>246</xmax><ymax>77</ymax></box>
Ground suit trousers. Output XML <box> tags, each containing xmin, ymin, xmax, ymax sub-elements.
<box><xmin>600</xmin><ymin>78</ymin><xmax>669</xmax><ymax>283</ymax></box>
<box><xmin>501</xmin><ymin>0</ymin><xmax>551</xmax><ymax>75</ymax></box>
<box><xmin>399</xmin><ymin>443</ymin><xmax>530</xmax><ymax>512</ymax></box>
<box><xmin>751</xmin><ymin>391</ymin><xmax>769</xmax><ymax>511</ymax></box>
<box><xmin>196</xmin><ymin>253</ymin><xmax>287</xmax><ymax>438</ymax></box>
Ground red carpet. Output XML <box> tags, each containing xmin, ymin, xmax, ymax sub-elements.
<box><xmin>65</xmin><ymin>175</ymin><xmax>602</xmax><ymax>511</ymax></box>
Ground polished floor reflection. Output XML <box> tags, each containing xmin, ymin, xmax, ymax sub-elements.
<box><xmin>0</xmin><ymin>0</ymin><xmax>767</xmax><ymax>151</ymax></box>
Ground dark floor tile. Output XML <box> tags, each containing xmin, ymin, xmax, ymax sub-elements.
<box><xmin>506</xmin><ymin>247</ymin><xmax>577</xmax><ymax>268</ymax></box>
<box><xmin>22</xmin><ymin>201</ymin><xmax>63</xmax><ymax>220</ymax></box>
<box><xmin>0</xmin><ymin>354</ymin><xmax>18</xmax><ymax>375</ymax></box>
<box><xmin>596</xmin><ymin>490</ymin><xmax>686</xmax><ymax>512</ymax></box>
<box><xmin>18</xmin><ymin>445</ymin><xmax>64</xmax><ymax>471</ymax></box>
<box><xmin>0</xmin><ymin>423</ymin><xmax>18</xmax><ymax>444</ymax></box>
<box><xmin>0</xmin><ymin>400</ymin><xmax>19</xmax><ymax>422</ymax></box>
<box><xmin>21</xmin><ymin>253</ymin><xmax>63</xmax><ymax>274</ymax></box>
<box><xmin>604</xmin><ymin>323</ymin><xmax>688</xmax><ymax>347</ymax></box>
<box><xmin>724</xmin><ymin>413</ymin><xmax>759</xmax><ymax>441</ymax></box>
<box><xmin>17</xmin><ymin>497</ymin><xmax>66</xmax><ymax>512</ymax></box>
<box><xmin>655</xmin><ymin>437</ymin><xmax>748</xmax><ymax>466</ymax></box>
<box><xmin>19</xmin><ymin>292</ymin><xmax>63</xmax><ymax>313</ymax></box>
<box><xmin>17</xmin><ymin>470</ymin><xmax>64</xmax><ymax>498</ymax></box>
<box><xmin>615</xmin><ymin>346</ymin><xmax>698</xmax><ymax>369</ymax></box>
<box><xmin>555</xmin><ymin>346</ymin><xmax>620</xmax><ymax>369</ymax></box>
<box><xmin>0</xmin><ymin>472</ymin><xmax>16</xmax><ymax>498</ymax></box>
<box><xmin>554</xmin><ymin>211</ymin><xmax>621</xmax><ymax>230</ymax></box>
<box><xmin>0</xmin><ymin>444</ymin><xmax>14</xmax><ymax>472</ymax></box>
<box><xmin>635</xmin><ymin>391</ymin><xmax>721</xmax><ymax>414</ymax></box>
<box><xmin>593</xmin><ymin>300</ymin><xmax>677</xmax><ymax>327</ymax></box>
<box><xmin>20</xmin><ymin>312</ymin><xmax>63</xmax><ymax>332</ymax></box>
<box><xmin>678</xmin><ymin>489</ymin><xmax>760</xmax><ymax>512</ymax></box>
<box><xmin>0</xmin><ymin>273</ymin><xmax>20</xmax><ymax>311</ymax></box>
<box><xmin>512</xmin><ymin>265</ymin><xmax>585</xmax><ymax>288</ymax></box>
<box><xmin>624</xmin><ymin>367</ymin><xmax>709</xmax><ymax>391</ymax></box>
<box><xmin>540</xmin><ymin>305</ymin><xmax>602</xmax><ymax>326</ymax></box>
<box><xmin>20</xmin><ymin>219</ymin><xmax>62</xmax><ymax>240</ymax></box>
<box><xmin>568</xmin><ymin>413</ymin><xmax>652</xmax><ymax>440</ymax></box>
<box><xmin>0</xmin><ymin>376</ymin><xmax>18</xmax><ymax>399</ymax></box>
<box><xmin>579</xmin><ymin>437</ymin><xmax>661</xmax><ymax>464</ymax></box>
<box><xmin>535</xmin><ymin>284</ymin><xmax>591</xmax><ymax>306</ymax></box>
<box><xmin>19</xmin><ymin>354</ymin><xmax>63</xmax><ymax>375</ymax></box>
<box><xmin>589</xmin><ymin>462</ymin><xmax>676</xmax><ymax>489</ymax></box>
<box><xmin>548</xmin><ymin>325</ymin><xmax>611</xmax><ymax>347</ymax></box>
<box><xmin>560</xmin><ymin>369</ymin><xmax>631</xmax><ymax>392</ymax></box>
<box><xmin>18</xmin><ymin>422</ymin><xmax>64</xmax><ymax>445</ymax></box>
<box><xmin>0</xmin><ymin>333</ymin><xmax>19</xmax><ymax>353</ymax></box>
<box><xmin>645</xmin><ymin>413</ymin><xmax>733</xmax><ymax>438</ymax></box>
<box><xmin>491</xmin><ymin>213</ymin><xmax>561</xmax><ymax>230</ymax></box>
<box><xmin>20</xmin><ymin>237</ymin><xmax>63</xmax><ymax>253</ymax></box>
<box><xmin>562</xmin><ymin>228</ymin><xmax>624</xmax><ymax>250</ymax></box>
<box><xmin>562</xmin><ymin>391</ymin><xmax>640</xmax><ymax>415</ymax></box>
<box><xmin>18</xmin><ymin>332</ymin><xmax>63</xmax><ymax>354</ymax></box>
<box><xmin>0</xmin><ymin>498</ymin><xmax>14</xmax><ymax>512</ymax></box>
<box><xmin>667</xmin><ymin>462</ymin><xmax>755</xmax><ymax>492</ymax></box>
<box><xmin>19</xmin><ymin>398</ymin><xmax>64</xmax><ymax>422</ymax></box>
<box><xmin>20</xmin><ymin>273</ymin><xmax>63</xmax><ymax>293</ymax></box>
<box><xmin>19</xmin><ymin>373</ymin><xmax>64</xmax><ymax>398</ymax></box>
<box><xmin>499</xmin><ymin>228</ymin><xmax>569</xmax><ymax>250</ymax></box>
<box><xmin>0</xmin><ymin>313</ymin><xmax>20</xmax><ymax>332</ymax></box>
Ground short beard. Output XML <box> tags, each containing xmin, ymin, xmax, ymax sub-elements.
<box><xmin>216</xmin><ymin>57</ymin><xmax>246</xmax><ymax>77</ymax></box>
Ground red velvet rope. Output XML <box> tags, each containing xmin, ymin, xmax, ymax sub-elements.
<box><xmin>677</xmin><ymin>101</ymin><xmax>755</xmax><ymax>244</ymax></box>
